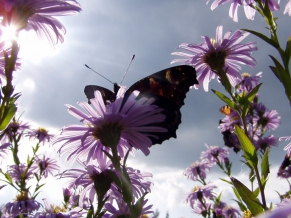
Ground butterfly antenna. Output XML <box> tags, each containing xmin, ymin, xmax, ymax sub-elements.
<box><xmin>85</xmin><ymin>64</ymin><xmax>114</xmax><ymax>85</ymax></box>
<box><xmin>120</xmin><ymin>54</ymin><xmax>135</xmax><ymax>85</ymax></box>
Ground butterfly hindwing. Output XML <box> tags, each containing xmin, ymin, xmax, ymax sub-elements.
<box><xmin>124</xmin><ymin>65</ymin><xmax>198</xmax><ymax>145</ymax></box>
<box><xmin>84</xmin><ymin>83</ymin><xmax>120</xmax><ymax>104</ymax></box>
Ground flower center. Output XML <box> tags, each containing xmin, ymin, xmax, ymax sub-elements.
<box><xmin>15</xmin><ymin>191</ymin><xmax>29</xmax><ymax>201</ymax></box>
<box><xmin>203</xmin><ymin>49</ymin><xmax>227</xmax><ymax>72</ymax></box>
<box><xmin>92</xmin><ymin>122</ymin><xmax>123</xmax><ymax>148</ymax></box>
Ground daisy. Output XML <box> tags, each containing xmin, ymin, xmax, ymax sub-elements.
<box><xmin>172</xmin><ymin>26</ymin><xmax>257</xmax><ymax>91</ymax></box>
<box><xmin>53</xmin><ymin>87</ymin><xmax>167</xmax><ymax>163</ymax></box>
<box><xmin>0</xmin><ymin>0</ymin><xmax>81</xmax><ymax>44</ymax></box>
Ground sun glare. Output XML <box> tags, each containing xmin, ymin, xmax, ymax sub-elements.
<box><xmin>0</xmin><ymin>25</ymin><xmax>59</xmax><ymax>64</ymax></box>
<box><xmin>1</xmin><ymin>25</ymin><xmax>17</xmax><ymax>44</ymax></box>
<box><xmin>18</xmin><ymin>30</ymin><xmax>59</xmax><ymax>63</ymax></box>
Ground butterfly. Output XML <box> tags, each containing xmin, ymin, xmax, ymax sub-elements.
<box><xmin>84</xmin><ymin>65</ymin><xmax>198</xmax><ymax>145</ymax></box>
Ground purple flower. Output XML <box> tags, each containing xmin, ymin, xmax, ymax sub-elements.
<box><xmin>219</xmin><ymin>110</ymin><xmax>241</xmax><ymax>132</ymax></box>
<box><xmin>184</xmin><ymin>161</ymin><xmax>213</xmax><ymax>181</ymax></box>
<box><xmin>237</xmin><ymin>72</ymin><xmax>262</xmax><ymax>93</ymax></box>
<box><xmin>4</xmin><ymin>192</ymin><xmax>41</xmax><ymax>216</ymax></box>
<box><xmin>284</xmin><ymin>0</ymin><xmax>291</xmax><ymax>15</ymax></box>
<box><xmin>103</xmin><ymin>198</ymin><xmax>153</xmax><ymax>218</ymax></box>
<box><xmin>36</xmin><ymin>155</ymin><xmax>60</xmax><ymax>178</ymax></box>
<box><xmin>200</xmin><ymin>144</ymin><xmax>229</xmax><ymax>164</ymax></box>
<box><xmin>2</xmin><ymin>120</ymin><xmax>30</xmax><ymax>139</ymax></box>
<box><xmin>0</xmin><ymin>142</ymin><xmax>10</xmax><ymax>159</ymax></box>
<box><xmin>222</xmin><ymin>206</ymin><xmax>241</xmax><ymax>218</ymax></box>
<box><xmin>35</xmin><ymin>198</ymin><xmax>86</xmax><ymax>218</ymax></box>
<box><xmin>172</xmin><ymin>26</ymin><xmax>257</xmax><ymax>91</ymax></box>
<box><xmin>0</xmin><ymin>0</ymin><xmax>82</xmax><ymax>45</ymax></box>
<box><xmin>186</xmin><ymin>183</ymin><xmax>217</xmax><ymax>208</ymax></box>
<box><xmin>280</xmin><ymin>136</ymin><xmax>291</xmax><ymax>156</ymax></box>
<box><xmin>256</xmin><ymin>202</ymin><xmax>291</xmax><ymax>218</ymax></box>
<box><xmin>255</xmin><ymin>135</ymin><xmax>278</xmax><ymax>151</ymax></box>
<box><xmin>26</xmin><ymin>127</ymin><xmax>54</xmax><ymax>144</ymax></box>
<box><xmin>192</xmin><ymin>202</ymin><xmax>211</xmax><ymax>215</ymax></box>
<box><xmin>207</xmin><ymin>0</ymin><xmax>279</xmax><ymax>22</ymax></box>
<box><xmin>54</xmin><ymin>88</ymin><xmax>167</xmax><ymax>163</ymax></box>
<box><xmin>253</xmin><ymin>109</ymin><xmax>280</xmax><ymax>131</ymax></box>
<box><xmin>8</xmin><ymin>163</ymin><xmax>37</xmax><ymax>182</ymax></box>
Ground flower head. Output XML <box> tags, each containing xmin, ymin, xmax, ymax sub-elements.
<box><xmin>54</xmin><ymin>88</ymin><xmax>167</xmax><ymax>163</ymax></box>
<box><xmin>284</xmin><ymin>0</ymin><xmax>291</xmax><ymax>16</ymax></box>
<box><xmin>0</xmin><ymin>0</ymin><xmax>82</xmax><ymax>45</ymax></box>
<box><xmin>186</xmin><ymin>183</ymin><xmax>217</xmax><ymax>208</ymax></box>
<box><xmin>8</xmin><ymin>163</ymin><xmax>37</xmax><ymax>182</ymax></box>
<box><xmin>4</xmin><ymin>191</ymin><xmax>41</xmax><ymax>216</ymax></box>
<box><xmin>36</xmin><ymin>155</ymin><xmax>60</xmax><ymax>178</ymax></box>
<box><xmin>27</xmin><ymin>127</ymin><xmax>54</xmax><ymax>144</ymax></box>
<box><xmin>184</xmin><ymin>161</ymin><xmax>213</xmax><ymax>181</ymax></box>
<box><xmin>200</xmin><ymin>144</ymin><xmax>229</xmax><ymax>164</ymax></box>
<box><xmin>171</xmin><ymin>26</ymin><xmax>257</xmax><ymax>91</ymax></box>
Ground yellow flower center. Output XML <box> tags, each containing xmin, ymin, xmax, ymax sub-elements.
<box><xmin>15</xmin><ymin>191</ymin><xmax>29</xmax><ymax>201</ymax></box>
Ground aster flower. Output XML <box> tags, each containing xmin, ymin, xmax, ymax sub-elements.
<box><xmin>26</xmin><ymin>127</ymin><xmax>54</xmax><ymax>145</ymax></box>
<box><xmin>200</xmin><ymin>144</ymin><xmax>229</xmax><ymax>164</ymax></box>
<box><xmin>192</xmin><ymin>202</ymin><xmax>211</xmax><ymax>216</ymax></box>
<box><xmin>8</xmin><ymin>163</ymin><xmax>37</xmax><ymax>182</ymax></box>
<box><xmin>253</xmin><ymin>109</ymin><xmax>281</xmax><ymax>131</ymax></box>
<box><xmin>35</xmin><ymin>198</ymin><xmax>86</xmax><ymax>218</ymax></box>
<box><xmin>184</xmin><ymin>161</ymin><xmax>213</xmax><ymax>181</ymax></box>
<box><xmin>284</xmin><ymin>0</ymin><xmax>291</xmax><ymax>15</ymax></box>
<box><xmin>103</xmin><ymin>198</ymin><xmax>153</xmax><ymax>218</ymax></box>
<box><xmin>172</xmin><ymin>26</ymin><xmax>257</xmax><ymax>91</ymax></box>
<box><xmin>256</xmin><ymin>202</ymin><xmax>291</xmax><ymax>218</ymax></box>
<box><xmin>0</xmin><ymin>142</ymin><xmax>10</xmax><ymax>159</ymax></box>
<box><xmin>222</xmin><ymin>206</ymin><xmax>241</xmax><ymax>218</ymax></box>
<box><xmin>1</xmin><ymin>119</ymin><xmax>30</xmax><ymax>139</ymax></box>
<box><xmin>35</xmin><ymin>155</ymin><xmax>60</xmax><ymax>178</ymax></box>
<box><xmin>237</xmin><ymin>72</ymin><xmax>262</xmax><ymax>93</ymax></box>
<box><xmin>0</xmin><ymin>0</ymin><xmax>82</xmax><ymax>45</ymax></box>
<box><xmin>54</xmin><ymin>88</ymin><xmax>167</xmax><ymax>163</ymax></box>
<box><xmin>4</xmin><ymin>191</ymin><xmax>41</xmax><ymax>216</ymax></box>
<box><xmin>255</xmin><ymin>135</ymin><xmax>278</xmax><ymax>151</ymax></box>
<box><xmin>280</xmin><ymin>136</ymin><xmax>291</xmax><ymax>155</ymax></box>
<box><xmin>219</xmin><ymin>110</ymin><xmax>242</xmax><ymax>132</ymax></box>
<box><xmin>185</xmin><ymin>183</ymin><xmax>217</xmax><ymax>208</ymax></box>
<box><xmin>207</xmin><ymin>0</ymin><xmax>279</xmax><ymax>21</ymax></box>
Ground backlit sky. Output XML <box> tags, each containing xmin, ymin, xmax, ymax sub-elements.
<box><xmin>1</xmin><ymin>1</ymin><xmax>291</xmax><ymax>217</ymax></box>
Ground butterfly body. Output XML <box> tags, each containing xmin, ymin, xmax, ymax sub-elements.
<box><xmin>84</xmin><ymin>65</ymin><xmax>198</xmax><ymax>145</ymax></box>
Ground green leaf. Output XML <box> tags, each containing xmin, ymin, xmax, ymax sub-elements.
<box><xmin>231</xmin><ymin>177</ymin><xmax>264</xmax><ymax>215</ymax></box>
<box><xmin>261</xmin><ymin>149</ymin><xmax>270</xmax><ymax>181</ymax></box>
<box><xmin>220</xmin><ymin>178</ymin><xmax>232</xmax><ymax>184</ymax></box>
<box><xmin>121</xmin><ymin>166</ymin><xmax>133</xmax><ymax>204</ymax></box>
<box><xmin>284</xmin><ymin>36</ymin><xmax>291</xmax><ymax>67</ymax></box>
<box><xmin>269</xmin><ymin>55</ymin><xmax>291</xmax><ymax>103</ymax></box>
<box><xmin>232</xmin><ymin>187</ymin><xmax>242</xmax><ymax>202</ymax></box>
<box><xmin>241</xmin><ymin>84</ymin><xmax>262</xmax><ymax>118</ymax></box>
<box><xmin>130</xmin><ymin>193</ymin><xmax>147</xmax><ymax>218</ymax></box>
<box><xmin>211</xmin><ymin>89</ymin><xmax>239</xmax><ymax>111</ymax></box>
<box><xmin>253</xmin><ymin>187</ymin><xmax>260</xmax><ymax>198</ymax></box>
<box><xmin>106</xmin><ymin>170</ymin><xmax>121</xmax><ymax>188</ymax></box>
<box><xmin>242</xmin><ymin>29</ymin><xmax>279</xmax><ymax>48</ymax></box>
<box><xmin>233</xmin><ymin>199</ymin><xmax>247</xmax><ymax>211</ymax></box>
<box><xmin>234</xmin><ymin>124</ymin><xmax>258</xmax><ymax>168</ymax></box>
<box><xmin>86</xmin><ymin>204</ymin><xmax>94</xmax><ymax>218</ymax></box>
<box><xmin>0</xmin><ymin>103</ymin><xmax>17</xmax><ymax>131</ymax></box>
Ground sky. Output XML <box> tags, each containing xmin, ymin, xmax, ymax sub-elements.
<box><xmin>1</xmin><ymin>1</ymin><xmax>291</xmax><ymax>217</ymax></box>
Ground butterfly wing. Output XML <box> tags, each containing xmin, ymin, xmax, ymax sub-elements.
<box><xmin>84</xmin><ymin>85</ymin><xmax>117</xmax><ymax>104</ymax></box>
<box><xmin>125</xmin><ymin>65</ymin><xmax>198</xmax><ymax>145</ymax></box>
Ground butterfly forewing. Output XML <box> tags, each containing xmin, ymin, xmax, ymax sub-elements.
<box><xmin>84</xmin><ymin>85</ymin><xmax>116</xmax><ymax>104</ymax></box>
